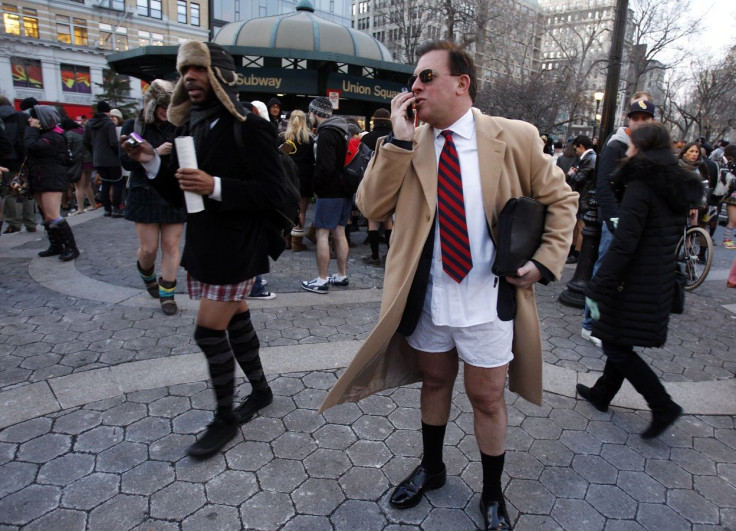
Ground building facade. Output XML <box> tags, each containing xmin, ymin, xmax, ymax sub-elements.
<box><xmin>0</xmin><ymin>0</ymin><xmax>207</xmax><ymax>117</ymax></box>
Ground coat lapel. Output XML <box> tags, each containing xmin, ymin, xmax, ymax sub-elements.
<box><xmin>473</xmin><ymin>109</ymin><xmax>506</xmax><ymax>238</ymax></box>
<box><xmin>411</xmin><ymin>124</ymin><xmax>439</xmax><ymax>212</ymax></box>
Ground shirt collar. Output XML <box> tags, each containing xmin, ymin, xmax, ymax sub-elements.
<box><xmin>434</xmin><ymin>108</ymin><xmax>474</xmax><ymax>141</ymax></box>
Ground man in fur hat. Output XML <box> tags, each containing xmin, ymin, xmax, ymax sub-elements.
<box><xmin>123</xmin><ymin>41</ymin><xmax>289</xmax><ymax>458</ymax></box>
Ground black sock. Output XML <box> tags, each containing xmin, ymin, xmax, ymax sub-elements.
<box><xmin>420</xmin><ymin>422</ymin><xmax>446</xmax><ymax>473</ymax></box>
<box><xmin>384</xmin><ymin>229</ymin><xmax>392</xmax><ymax>249</ymax></box>
<box><xmin>368</xmin><ymin>230</ymin><xmax>380</xmax><ymax>259</ymax></box>
<box><xmin>480</xmin><ymin>451</ymin><xmax>505</xmax><ymax>503</ymax></box>
<box><xmin>194</xmin><ymin>325</ymin><xmax>234</xmax><ymax>418</ymax></box>
<box><xmin>227</xmin><ymin>311</ymin><xmax>269</xmax><ymax>393</ymax></box>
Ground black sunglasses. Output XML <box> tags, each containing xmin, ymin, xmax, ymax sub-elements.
<box><xmin>407</xmin><ymin>69</ymin><xmax>460</xmax><ymax>89</ymax></box>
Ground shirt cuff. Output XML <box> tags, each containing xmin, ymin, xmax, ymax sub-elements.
<box><xmin>386</xmin><ymin>132</ymin><xmax>413</xmax><ymax>150</ymax></box>
<box><xmin>531</xmin><ymin>259</ymin><xmax>553</xmax><ymax>285</ymax></box>
<box><xmin>210</xmin><ymin>176</ymin><xmax>222</xmax><ymax>201</ymax></box>
<box><xmin>142</xmin><ymin>152</ymin><xmax>161</xmax><ymax>179</ymax></box>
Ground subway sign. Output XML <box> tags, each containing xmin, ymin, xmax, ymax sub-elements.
<box><xmin>235</xmin><ymin>68</ymin><xmax>318</xmax><ymax>94</ymax></box>
<box><xmin>327</xmin><ymin>73</ymin><xmax>406</xmax><ymax>103</ymax></box>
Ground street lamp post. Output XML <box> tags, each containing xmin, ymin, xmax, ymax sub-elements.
<box><xmin>591</xmin><ymin>91</ymin><xmax>604</xmax><ymax>141</ymax></box>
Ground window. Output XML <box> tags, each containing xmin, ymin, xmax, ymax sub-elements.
<box><xmin>190</xmin><ymin>3</ymin><xmax>200</xmax><ymax>26</ymax></box>
<box><xmin>57</xmin><ymin>15</ymin><xmax>71</xmax><ymax>43</ymax></box>
<box><xmin>99</xmin><ymin>22</ymin><xmax>113</xmax><ymax>49</ymax></box>
<box><xmin>138</xmin><ymin>0</ymin><xmax>162</xmax><ymax>18</ymax></box>
<box><xmin>11</xmin><ymin>57</ymin><xmax>42</xmax><ymax>88</ymax></box>
<box><xmin>4</xmin><ymin>5</ymin><xmax>38</xmax><ymax>38</ymax></box>
<box><xmin>99</xmin><ymin>23</ymin><xmax>128</xmax><ymax>50</ymax></box>
<box><xmin>177</xmin><ymin>1</ymin><xmax>187</xmax><ymax>23</ymax></box>
<box><xmin>60</xmin><ymin>64</ymin><xmax>91</xmax><ymax>94</ymax></box>
<box><xmin>152</xmin><ymin>32</ymin><xmax>163</xmax><ymax>45</ymax></box>
<box><xmin>73</xmin><ymin>18</ymin><xmax>88</xmax><ymax>46</ymax></box>
<box><xmin>138</xmin><ymin>30</ymin><xmax>150</xmax><ymax>46</ymax></box>
<box><xmin>98</xmin><ymin>0</ymin><xmax>125</xmax><ymax>10</ymax></box>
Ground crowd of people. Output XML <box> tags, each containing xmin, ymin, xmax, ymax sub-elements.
<box><xmin>2</xmin><ymin>37</ymin><xmax>736</xmax><ymax>530</ymax></box>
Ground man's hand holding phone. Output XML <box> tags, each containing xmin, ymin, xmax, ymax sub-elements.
<box><xmin>391</xmin><ymin>89</ymin><xmax>416</xmax><ymax>142</ymax></box>
<box><xmin>121</xmin><ymin>133</ymin><xmax>155</xmax><ymax>163</ymax></box>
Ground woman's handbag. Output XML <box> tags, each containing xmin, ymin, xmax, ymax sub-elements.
<box><xmin>8</xmin><ymin>159</ymin><xmax>31</xmax><ymax>199</ymax></box>
<box><xmin>66</xmin><ymin>158</ymin><xmax>83</xmax><ymax>184</ymax></box>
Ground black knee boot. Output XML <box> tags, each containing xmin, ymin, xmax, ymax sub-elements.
<box><xmin>56</xmin><ymin>220</ymin><xmax>80</xmax><ymax>261</ymax></box>
<box><xmin>621</xmin><ymin>352</ymin><xmax>682</xmax><ymax>439</ymax></box>
<box><xmin>227</xmin><ymin>311</ymin><xmax>272</xmax><ymax>423</ymax></box>
<box><xmin>38</xmin><ymin>222</ymin><xmax>63</xmax><ymax>257</ymax></box>
<box><xmin>576</xmin><ymin>358</ymin><xmax>625</xmax><ymax>412</ymax></box>
<box><xmin>188</xmin><ymin>326</ymin><xmax>237</xmax><ymax>458</ymax></box>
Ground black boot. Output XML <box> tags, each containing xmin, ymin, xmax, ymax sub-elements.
<box><xmin>576</xmin><ymin>359</ymin><xmax>625</xmax><ymax>412</ymax></box>
<box><xmin>56</xmin><ymin>220</ymin><xmax>80</xmax><ymax>261</ymax></box>
<box><xmin>621</xmin><ymin>353</ymin><xmax>682</xmax><ymax>439</ymax></box>
<box><xmin>38</xmin><ymin>222</ymin><xmax>63</xmax><ymax>257</ymax></box>
<box><xmin>137</xmin><ymin>261</ymin><xmax>159</xmax><ymax>298</ymax></box>
<box><xmin>158</xmin><ymin>278</ymin><xmax>177</xmax><ymax>316</ymax></box>
<box><xmin>186</xmin><ymin>412</ymin><xmax>238</xmax><ymax>458</ymax></box>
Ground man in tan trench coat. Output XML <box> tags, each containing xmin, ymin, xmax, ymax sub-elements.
<box><xmin>319</xmin><ymin>41</ymin><xmax>577</xmax><ymax>530</ymax></box>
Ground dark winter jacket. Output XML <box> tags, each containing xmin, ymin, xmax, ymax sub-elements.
<box><xmin>151</xmin><ymin>109</ymin><xmax>289</xmax><ymax>285</ymax></box>
<box><xmin>120</xmin><ymin>118</ymin><xmax>175</xmax><ymax>189</ymax></box>
<box><xmin>360</xmin><ymin>122</ymin><xmax>392</xmax><ymax>151</ymax></box>
<box><xmin>280</xmin><ymin>132</ymin><xmax>315</xmax><ymax>192</ymax></box>
<box><xmin>0</xmin><ymin>127</ymin><xmax>11</xmax><ymax>162</ymax></box>
<box><xmin>64</xmin><ymin>127</ymin><xmax>91</xmax><ymax>164</ymax></box>
<box><xmin>596</xmin><ymin>127</ymin><xmax>629</xmax><ymax>230</ymax></box>
<box><xmin>84</xmin><ymin>113</ymin><xmax>120</xmax><ymax>168</ymax></box>
<box><xmin>0</xmin><ymin>105</ymin><xmax>28</xmax><ymax>170</ymax></box>
<box><xmin>313</xmin><ymin>116</ymin><xmax>349</xmax><ymax>198</ymax></box>
<box><xmin>585</xmin><ymin>153</ymin><xmax>702</xmax><ymax>348</ymax></box>
<box><xmin>24</xmin><ymin>125</ymin><xmax>68</xmax><ymax>193</ymax></box>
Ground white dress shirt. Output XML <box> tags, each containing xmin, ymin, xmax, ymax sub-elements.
<box><xmin>423</xmin><ymin>108</ymin><xmax>499</xmax><ymax>327</ymax></box>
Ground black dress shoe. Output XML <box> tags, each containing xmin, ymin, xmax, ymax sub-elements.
<box><xmin>389</xmin><ymin>464</ymin><xmax>446</xmax><ymax>508</ymax></box>
<box><xmin>480</xmin><ymin>498</ymin><xmax>512</xmax><ymax>530</ymax></box>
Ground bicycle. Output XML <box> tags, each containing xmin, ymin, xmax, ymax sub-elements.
<box><xmin>675</xmin><ymin>215</ymin><xmax>713</xmax><ymax>290</ymax></box>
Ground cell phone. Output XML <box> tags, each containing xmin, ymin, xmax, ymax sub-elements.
<box><xmin>401</xmin><ymin>88</ymin><xmax>415</xmax><ymax>121</ymax></box>
<box><xmin>126</xmin><ymin>132</ymin><xmax>144</xmax><ymax>147</ymax></box>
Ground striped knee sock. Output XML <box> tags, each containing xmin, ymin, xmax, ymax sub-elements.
<box><xmin>194</xmin><ymin>325</ymin><xmax>235</xmax><ymax>418</ymax></box>
<box><xmin>227</xmin><ymin>311</ymin><xmax>269</xmax><ymax>392</ymax></box>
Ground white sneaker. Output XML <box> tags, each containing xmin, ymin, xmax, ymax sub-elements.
<box><xmin>581</xmin><ymin>328</ymin><xmax>602</xmax><ymax>348</ymax></box>
<box><xmin>301</xmin><ymin>277</ymin><xmax>329</xmax><ymax>294</ymax></box>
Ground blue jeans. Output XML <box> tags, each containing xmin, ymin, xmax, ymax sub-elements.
<box><xmin>582</xmin><ymin>223</ymin><xmax>613</xmax><ymax>330</ymax></box>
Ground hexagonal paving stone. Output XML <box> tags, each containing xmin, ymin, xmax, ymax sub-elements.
<box><xmin>551</xmin><ymin>498</ymin><xmax>605</xmax><ymax>531</ymax></box>
<box><xmin>240</xmin><ymin>491</ymin><xmax>294</xmax><ymax>529</ymax></box>
<box><xmin>37</xmin><ymin>453</ymin><xmax>95</xmax><ymax>486</ymax></box>
<box><xmin>61</xmin><ymin>472</ymin><xmax>120</xmax><ymax>511</ymax></box>
<box><xmin>339</xmin><ymin>467</ymin><xmax>389</xmax><ymax>501</ymax></box>
<box><xmin>347</xmin><ymin>440</ymin><xmax>392</xmax><ymax>468</ymax></box>
<box><xmin>205</xmin><ymin>470</ymin><xmax>259</xmax><ymax>506</ymax></box>
<box><xmin>101</xmin><ymin>402</ymin><xmax>148</xmax><ymax>427</ymax></box>
<box><xmin>73</xmin><ymin>425</ymin><xmax>125</xmax><ymax>453</ymax></box>
<box><xmin>330</xmin><ymin>499</ymin><xmax>387</xmax><ymax>530</ymax></box>
<box><xmin>122</xmin><ymin>461</ymin><xmax>175</xmax><ymax>496</ymax></box>
<box><xmin>17</xmin><ymin>433</ymin><xmax>71</xmax><ymax>463</ymax></box>
<box><xmin>0</xmin><ymin>461</ymin><xmax>38</xmax><ymax>498</ymax></box>
<box><xmin>352</xmin><ymin>415</ymin><xmax>395</xmax><ymax>441</ymax></box>
<box><xmin>283</xmin><ymin>409</ymin><xmax>326</xmax><ymax>434</ymax></box>
<box><xmin>150</xmin><ymin>482</ymin><xmax>206</xmax><ymax>520</ymax></box>
<box><xmin>258</xmin><ymin>458</ymin><xmax>308</xmax><ymax>492</ymax></box>
<box><xmin>182</xmin><ymin>504</ymin><xmax>242</xmax><ymax>531</ymax></box>
<box><xmin>175</xmin><ymin>453</ymin><xmax>227</xmax><ymax>483</ymax></box>
<box><xmin>272</xmin><ymin>432</ymin><xmax>317</xmax><ymax>460</ymax></box>
<box><xmin>53</xmin><ymin>409</ymin><xmax>102</xmax><ymax>435</ymax></box>
<box><xmin>292</xmin><ymin>478</ymin><xmax>345</xmax><ymax>515</ymax></box>
<box><xmin>96</xmin><ymin>441</ymin><xmax>148</xmax><ymax>473</ymax></box>
<box><xmin>225</xmin><ymin>440</ymin><xmax>273</xmax><ymax>471</ymax></box>
<box><xmin>0</xmin><ymin>484</ymin><xmax>61</xmax><ymax>526</ymax></box>
<box><xmin>87</xmin><ymin>493</ymin><xmax>148</xmax><ymax>530</ymax></box>
<box><xmin>585</xmin><ymin>484</ymin><xmax>636</xmax><ymax>519</ymax></box>
<box><xmin>125</xmin><ymin>417</ymin><xmax>172</xmax><ymax>443</ymax></box>
<box><xmin>539</xmin><ymin>467</ymin><xmax>588</xmax><ymax>499</ymax></box>
<box><xmin>572</xmin><ymin>455</ymin><xmax>618</xmax><ymax>485</ymax></box>
<box><xmin>148</xmin><ymin>396</ymin><xmax>191</xmax><ymax>418</ymax></box>
<box><xmin>22</xmin><ymin>508</ymin><xmax>86</xmax><ymax>531</ymax></box>
<box><xmin>505</xmin><ymin>478</ymin><xmax>555</xmax><ymax>515</ymax></box>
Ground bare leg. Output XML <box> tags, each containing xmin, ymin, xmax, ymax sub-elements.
<box><xmin>298</xmin><ymin>197</ymin><xmax>310</xmax><ymax>229</ymax></box>
<box><xmin>135</xmin><ymin>223</ymin><xmax>160</xmax><ymax>271</ymax></box>
<box><xmin>332</xmin><ymin>225</ymin><xmax>349</xmax><ymax>277</ymax></box>
<box><xmin>417</xmin><ymin>349</ymin><xmax>458</xmax><ymax>425</ymax></box>
<box><xmin>160</xmin><ymin>223</ymin><xmax>184</xmax><ymax>281</ymax></box>
<box><xmin>464</xmin><ymin>363</ymin><xmax>508</xmax><ymax>456</ymax></box>
<box><xmin>316</xmin><ymin>228</ymin><xmax>331</xmax><ymax>279</ymax></box>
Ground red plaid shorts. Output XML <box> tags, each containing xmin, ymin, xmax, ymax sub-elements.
<box><xmin>186</xmin><ymin>274</ymin><xmax>256</xmax><ymax>302</ymax></box>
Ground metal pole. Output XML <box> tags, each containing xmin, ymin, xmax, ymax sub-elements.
<box><xmin>598</xmin><ymin>0</ymin><xmax>629</xmax><ymax>145</ymax></box>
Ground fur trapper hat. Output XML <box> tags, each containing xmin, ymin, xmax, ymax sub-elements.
<box><xmin>143</xmin><ymin>79</ymin><xmax>174</xmax><ymax>124</ymax></box>
<box><xmin>168</xmin><ymin>41</ymin><xmax>247</xmax><ymax>126</ymax></box>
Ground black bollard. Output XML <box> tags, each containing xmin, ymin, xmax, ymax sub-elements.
<box><xmin>559</xmin><ymin>188</ymin><xmax>601</xmax><ymax>308</ymax></box>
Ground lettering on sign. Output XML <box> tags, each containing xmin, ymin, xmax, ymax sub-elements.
<box><xmin>341</xmin><ymin>80</ymin><xmax>402</xmax><ymax>101</ymax></box>
<box><xmin>237</xmin><ymin>73</ymin><xmax>282</xmax><ymax>90</ymax></box>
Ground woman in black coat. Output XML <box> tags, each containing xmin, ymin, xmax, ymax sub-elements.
<box><xmin>577</xmin><ymin>122</ymin><xmax>702</xmax><ymax>439</ymax></box>
<box><xmin>26</xmin><ymin>105</ymin><xmax>80</xmax><ymax>261</ymax></box>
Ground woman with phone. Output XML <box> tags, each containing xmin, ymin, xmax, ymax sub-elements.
<box><xmin>120</xmin><ymin>79</ymin><xmax>186</xmax><ymax>315</ymax></box>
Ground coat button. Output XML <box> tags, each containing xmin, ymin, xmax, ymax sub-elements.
<box><xmin>617</xmin><ymin>285</ymin><xmax>623</xmax><ymax>292</ymax></box>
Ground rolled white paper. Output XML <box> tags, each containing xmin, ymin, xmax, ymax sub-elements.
<box><xmin>174</xmin><ymin>136</ymin><xmax>205</xmax><ymax>214</ymax></box>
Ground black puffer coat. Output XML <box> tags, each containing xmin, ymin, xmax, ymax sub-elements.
<box><xmin>585</xmin><ymin>153</ymin><xmax>702</xmax><ymax>347</ymax></box>
<box><xmin>24</xmin><ymin>126</ymin><xmax>68</xmax><ymax>193</ymax></box>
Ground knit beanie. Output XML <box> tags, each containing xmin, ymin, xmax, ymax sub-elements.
<box><xmin>143</xmin><ymin>79</ymin><xmax>174</xmax><ymax>124</ymax></box>
<box><xmin>20</xmin><ymin>97</ymin><xmax>39</xmax><ymax>111</ymax></box>
<box><xmin>309</xmin><ymin>97</ymin><xmax>333</xmax><ymax>118</ymax></box>
<box><xmin>168</xmin><ymin>41</ymin><xmax>248</xmax><ymax>126</ymax></box>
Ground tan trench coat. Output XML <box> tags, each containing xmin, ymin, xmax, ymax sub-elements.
<box><xmin>319</xmin><ymin>108</ymin><xmax>578</xmax><ymax>412</ymax></box>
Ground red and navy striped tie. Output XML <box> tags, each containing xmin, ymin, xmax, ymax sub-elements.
<box><xmin>437</xmin><ymin>130</ymin><xmax>473</xmax><ymax>283</ymax></box>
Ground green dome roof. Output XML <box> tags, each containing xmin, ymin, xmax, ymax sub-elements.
<box><xmin>213</xmin><ymin>2</ymin><xmax>394</xmax><ymax>63</ymax></box>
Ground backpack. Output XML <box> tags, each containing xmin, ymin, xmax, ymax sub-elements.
<box><xmin>340</xmin><ymin>137</ymin><xmax>373</xmax><ymax>195</ymax></box>
<box><xmin>61</xmin><ymin>132</ymin><xmax>83</xmax><ymax>183</ymax></box>
<box><xmin>233</xmin><ymin>119</ymin><xmax>301</xmax><ymax>233</ymax></box>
